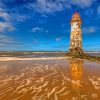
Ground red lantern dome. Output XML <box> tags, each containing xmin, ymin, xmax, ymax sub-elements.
<box><xmin>71</xmin><ymin>12</ymin><xmax>82</xmax><ymax>24</ymax></box>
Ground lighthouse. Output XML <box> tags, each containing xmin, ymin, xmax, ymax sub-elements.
<box><xmin>69</xmin><ymin>12</ymin><xmax>83</xmax><ymax>53</ymax></box>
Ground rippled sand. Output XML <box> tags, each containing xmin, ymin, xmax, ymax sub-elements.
<box><xmin>0</xmin><ymin>58</ymin><xmax>100</xmax><ymax>100</ymax></box>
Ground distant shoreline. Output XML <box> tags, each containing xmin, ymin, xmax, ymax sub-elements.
<box><xmin>0</xmin><ymin>51</ymin><xmax>100</xmax><ymax>62</ymax></box>
<box><xmin>0</xmin><ymin>51</ymin><xmax>100</xmax><ymax>57</ymax></box>
<box><xmin>0</xmin><ymin>51</ymin><xmax>100</xmax><ymax>53</ymax></box>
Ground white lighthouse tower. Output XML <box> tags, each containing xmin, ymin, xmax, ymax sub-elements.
<box><xmin>70</xmin><ymin>12</ymin><xmax>83</xmax><ymax>52</ymax></box>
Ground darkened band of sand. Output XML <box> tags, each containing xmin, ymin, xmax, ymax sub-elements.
<box><xmin>0</xmin><ymin>57</ymin><xmax>69</xmax><ymax>61</ymax></box>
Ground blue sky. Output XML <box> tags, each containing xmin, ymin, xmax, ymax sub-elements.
<box><xmin>0</xmin><ymin>0</ymin><xmax>100</xmax><ymax>51</ymax></box>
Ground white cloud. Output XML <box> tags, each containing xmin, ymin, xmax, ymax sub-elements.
<box><xmin>10</xmin><ymin>13</ymin><xmax>31</xmax><ymax>22</ymax></box>
<box><xmin>88</xmin><ymin>28</ymin><xmax>96</xmax><ymax>33</ymax></box>
<box><xmin>0</xmin><ymin>0</ymin><xmax>97</xmax><ymax>16</ymax></box>
<box><xmin>56</xmin><ymin>36</ymin><xmax>64</xmax><ymax>42</ymax></box>
<box><xmin>0</xmin><ymin>34</ymin><xmax>22</xmax><ymax>49</ymax></box>
<box><xmin>0</xmin><ymin>34</ymin><xmax>13</xmax><ymax>44</ymax></box>
<box><xmin>56</xmin><ymin>37</ymin><xmax>61</xmax><ymax>42</ymax></box>
<box><xmin>70</xmin><ymin>0</ymin><xmax>94</xmax><ymax>8</ymax></box>
<box><xmin>31</xmin><ymin>0</ymin><xmax>71</xmax><ymax>14</ymax></box>
<box><xmin>29</xmin><ymin>0</ymin><xmax>95</xmax><ymax>14</ymax></box>
<box><xmin>32</xmin><ymin>27</ymin><xmax>44</xmax><ymax>32</ymax></box>
<box><xmin>0</xmin><ymin>22</ymin><xmax>15</xmax><ymax>32</ymax></box>
<box><xmin>32</xmin><ymin>26</ymin><xmax>49</xmax><ymax>33</ymax></box>
<box><xmin>0</xmin><ymin>12</ymin><xmax>10</xmax><ymax>21</ymax></box>
<box><xmin>0</xmin><ymin>11</ymin><xmax>15</xmax><ymax>32</ymax></box>
<box><xmin>82</xmin><ymin>26</ymin><xmax>98</xmax><ymax>33</ymax></box>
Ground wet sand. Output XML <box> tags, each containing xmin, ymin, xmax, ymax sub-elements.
<box><xmin>0</xmin><ymin>56</ymin><xmax>100</xmax><ymax>100</ymax></box>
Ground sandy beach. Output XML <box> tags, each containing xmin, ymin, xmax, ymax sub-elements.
<box><xmin>0</xmin><ymin>54</ymin><xmax>100</xmax><ymax>100</ymax></box>
<box><xmin>0</xmin><ymin>57</ymin><xmax>68</xmax><ymax>61</ymax></box>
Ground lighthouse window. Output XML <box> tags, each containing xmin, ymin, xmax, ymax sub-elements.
<box><xmin>75</xmin><ymin>36</ymin><xmax>79</xmax><ymax>40</ymax></box>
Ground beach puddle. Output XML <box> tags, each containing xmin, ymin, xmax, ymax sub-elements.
<box><xmin>0</xmin><ymin>58</ymin><xmax>100</xmax><ymax>100</ymax></box>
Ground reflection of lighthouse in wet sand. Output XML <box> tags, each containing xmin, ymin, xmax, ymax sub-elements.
<box><xmin>70</xmin><ymin>60</ymin><xmax>83</xmax><ymax>81</ymax></box>
<box><xmin>69</xmin><ymin>59</ymin><xmax>83</xmax><ymax>99</ymax></box>
<box><xmin>69</xmin><ymin>12</ymin><xmax>83</xmax><ymax>53</ymax></box>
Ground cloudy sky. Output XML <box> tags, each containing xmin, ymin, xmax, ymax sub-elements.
<box><xmin>0</xmin><ymin>0</ymin><xmax>100</xmax><ymax>51</ymax></box>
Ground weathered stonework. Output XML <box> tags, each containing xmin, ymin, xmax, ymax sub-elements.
<box><xmin>66</xmin><ymin>12</ymin><xmax>100</xmax><ymax>62</ymax></box>
<box><xmin>69</xmin><ymin>12</ymin><xmax>83</xmax><ymax>53</ymax></box>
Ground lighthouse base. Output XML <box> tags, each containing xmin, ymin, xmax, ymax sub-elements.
<box><xmin>69</xmin><ymin>47</ymin><xmax>83</xmax><ymax>53</ymax></box>
<box><xmin>67</xmin><ymin>47</ymin><xmax>85</xmax><ymax>57</ymax></box>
